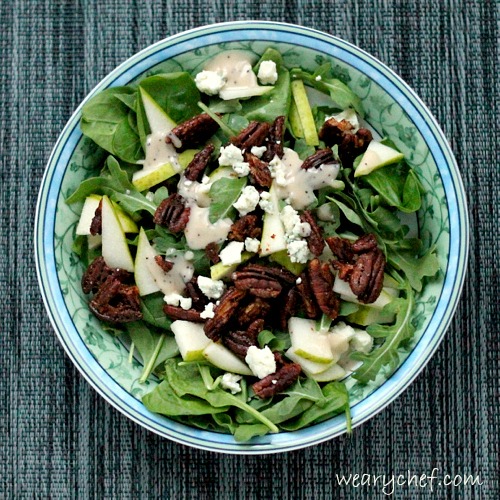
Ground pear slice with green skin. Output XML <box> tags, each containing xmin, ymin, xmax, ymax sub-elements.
<box><xmin>310</xmin><ymin>363</ymin><xmax>346</xmax><ymax>382</ymax></box>
<box><xmin>347</xmin><ymin>305</ymin><xmax>395</xmax><ymax>326</ymax></box>
<box><xmin>288</xmin><ymin>317</ymin><xmax>335</xmax><ymax>364</ymax></box>
<box><xmin>259</xmin><ymin>182</ymin><xmax>287</xmax><ymax>257</ymax></box>
<box><xmin>354</xmin><ymin>140</ymin><xmax>405</xmax><ymax>177</ymax></box>
<box><xmin>140</xmin><ymin>86</ymin><xmax>176</xmax><ymax>135</ymax></box>
<box><xmin>285</xmin><ymin>347</ymin><xmax>337</xmax><ymax>375</ymax></box>
<box><xmin>291</xmin><ymin>79</ymin><xmax>319</xmax><ymax>146</ymax></box>
<box><xmin>171</xmin><ymin>320</ymin><xmax>212</xmax><ymax>362</ymax></box>
<box><xmin>269</xmin><ymin>250</ymin><xmax>306</xmax><ymax>275</ymax></box>
<box><xmin>203</xmin><ymin>342</ymin><xmax>253</xmax><ymax>376</ymax></box>
<box><xmin>210</xmin><ymin>251</ymin><xmax>253</xmax><ymax>281</ymax></box>
<box><xmin>101</xmin><ymin>195</ymin><xmax>134</xmax><ymax>272</ymax></box>
<box><xmin>134</xmin><ymin>227</ymin><xmax>161</xmax><ymax>296</ymax></box>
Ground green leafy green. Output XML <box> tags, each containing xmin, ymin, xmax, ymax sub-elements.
<box><xmin>140</xmin><ymin>293</ymin><xmax>173</xmax><ymax>330</ymax></box>
<box><xmin>208</xmin><ymin>177</ymin><xmax>247</xmax><ymax>223</ymax></box>
<box><xmin>81</xmin><ymin>87</ymin><xmax>143</xmax><ymax>163</ymax></box>
<box><xmin>257</xmin><ymin>330</ymin><xmax>292</xmax><ymax>351</ymax></box>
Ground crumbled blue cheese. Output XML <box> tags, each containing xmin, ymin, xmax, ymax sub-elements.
<box><xmin>245</xmin><ymin>345</ymin><xmax>276</xmax><ymax>379</ymax></box>
<box><xmin>250</xmin><ymin>145</ymin><xmax>267</xmax><ymax>158</ymax></box>
<box><xmin>233</xmin><ymin>185</ymin><xmax>260</xmax><ymax>216</ymax></box>
<box><xmin>268</xmin><ymin>155</ymin><xmax>287</xmax><ymax>186</ymax></box>
<box><xmin>194</xmin><ymin>70</ymin><xmax>226</xmax><ymax>96</ymax></box>
<box><xmin>244</xmin><ymin>237</ymin><xmax>260</xmax><ymax>253</ymax></box>
<box><xmin>280</xmin><ymin>205</ymin><xmax>311</xmax><ymax>240</ymax></box>
<box><xmin>287</xmin><ymin>240</ymin><xmax>310</xmax><ymax>264</ymax></box>
<box><xmin>258</xmin><ymin>191</ymin><xmax>274</xmax><ymax>214</ymax></box>
<box><xmin>218</xmin><ymin>144</ymin><xmax>250</xmax><ymax>177</ymax></box>
<box><xmin>221</xmin><ymin>373</ymin><xmax>242</xmax><ymax>394</ymax></box>
<box><xmin>257</xmin><ymin>60</ymin><xmax>278</xmax><ymax>85</ymax></box>
<box><xmin>164</xmin><ymin>293</ymin><xmax>192</xmax><ymax>310</ymax></box>
<box><xmin>219</xmin><ymin>241</ymin><xmax>244</xmax><ymax>266</ymax></box>
<box><xmin>350</xmin><ymin>329</ymin><xmax>374</xmax><ymax>353</ymax></box>
<box><xmin>200</xmin><ymin>302</ymin><xmax>216</xmax><ymax>319</ymax></box>
<box><xmin>197</xmin><ymin>276</ymin><xmax>225</xmax><ymax>299</ymax></box>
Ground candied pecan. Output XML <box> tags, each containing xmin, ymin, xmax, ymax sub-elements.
<box><xmin>185</xmin><ymin>277</ymin><xmax>209</xmax><ymax>311</ymax></box>
<box><xmin>300</xmin><ymin>148</ymin><xmax>334</xmax><ymax>170</ymax></box>
<box><xmin>351</xmin><ymin>233</ymin><xmax>378</xmax><ymax>253</ymax></box>
<box><xmin>252</xmin><ymin>362</ymin><xmax>302</xmax><ymax>399</ymax></box>
<box><xmin>247</xmin><ymin>319</ymin><xmax>265</xmax><ymax>340</ymax></box>
<box><xmin>163</xmin><ymin>305</ymin><xmax>204</xmax><ymax>322</ymax></box>
<box><xmin>308</xmin><ymin>258</ymin><xmax>339</xmax><ymax>320</ymax></box>
<box><xmin>89</xmin><ymin>276</ymin><xmax>142</xmax><ymax>324</ymax></box>
<box><xmin>204</xmin><ymin>288</ymin><xmax>247</xmax><ymax>341</ymax></box>
<box><xmin>183</xmin><ymin>144</ymin><xmax>214</xmax><ymax>181</ymax></box>
<box><xmin>153</xmin><ymin>193</ymin><xmax>190</xmax><ymax>233</ymax></box>
<box><xmin>261</xmin><ymin>116</ymin><xmax>285</xmax><ymax>161</ymax></box>
<box><xmin>223</xmin><ymin>330</ymin><xmax>258</xmax><ymax>359</ymax></box>
<box><xmin>233</xmin><ymin>271</ymin><xmax>282</xmax><ymax>299</ymax></box>
<box><xmin>228</xmin><ymin>215</ymin><xmax>262</xmax><ymax>242</ymax></box>
<box><xmin>319</xmin><ymin>118</ymin><xmax>372</xmax><ymax>168</ymax></box>
<box><xmin>300</xmin><ymin>210</ymin><xmax>325</xmax><ymax>256</ymax></box>
<box><xmin>239</xmin><ymin>264</ymin><xmax>296</xmax><ymax>285</ymax></box>
<box><xmin>154</xmin><ymin>255</ymin><xmax>174</xmax><ymax>273</ymax></box>
<box><xmin>204</xmin><ymin>242</ymin><xmax>220</xmax><ymax>264</ymax></box>
<box><xmin>89</xmin><ymin>199</ymin><xmax>102</xmax><ymax>235</ymax></box>
<box><xmin>296</xmin><ymin>271</ymin><xmax>319</xmax><ymax>318</ymax></box>
<box><xmin>165</xmin><ymin>113</ymin><xmax>220</xmax><ymax>151</ymax></box>
<box><xmin>325</xmin><ymin>236</ymin><xmax>354</xmax><ymax>262</ymax></box>
<box><xmin>245</xmin><ymin>152</ymin><xmax>272</xmax><ymax>188</ymax></box>
<box><xmin>231</xmin><ymin>121</ymin><xmax>270</xmax><ymax>150</ymax></box>
<box><xmin>278</xmin><ymin>287</ymin><xmax>300</xmax><ymax>331</ymax></box>
<box><xmin>237</xmin><ymin>297</ymin><xmax>272</xmax><ymax>326</ymax></box>
<box><xmin>81</xmin><ymin>256</ymin><xmax>131</xmax><ymax>294</ymax></box>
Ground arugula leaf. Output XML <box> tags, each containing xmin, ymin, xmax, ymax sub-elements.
<box><xmin>351</xmin><ymin>282</ymin><xmax>415</xmax><ymax>383</ymax></box>
<box><xmin>81</xmin><ymin>87</ymin><xmax>143</xmax><ymax>163</ymax></box>
<box><xmin>257</xmin><ymin>330</ymin><xmax>292</xmax><ymax>351</ymax></box>
<box><xmin>208</xmin><ymin>177</ymin><xmax>247</xmax><ymax>223</ymax></box>
<box><xmin>387</xmin><ymin>246</ymin><xmax>440</xmax><ymax>292</ymax></box>
<box><xmin>140</xmin><ymin>292</ymin><xmax>172</xmax><ymax>330</ymax></box>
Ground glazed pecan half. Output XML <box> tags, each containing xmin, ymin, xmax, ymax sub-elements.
<box><xmin>296</xmin><ymin>271</ymin><xmax>320</xmax><ymax>318</ymax></box>
<box><xmin>89</xmin><ymin>276</ymin><xmax>142</xmax><ymax>324</ymax></box>
<box><xmin>89</xmin><ymin>199</ymin><xmax>102</xmax><ymax>235</ymax></box>
<box><xmin>300</xmin><ymin>148</ymin><xmax>334</xmax><ymax>170</ymax></box>
<box><xmin>204</xmin><ymin>242</ymin><xmax>221</xmax><ymax>264</ymax></box>
<box><xmin>166</xmin><ymin>113</ymin><xmax>220</xmax><ymax>150</ymax></box>
<box><xmin>300</xmin><ymin>210</ymin><xmax>325</xmax><ymax>256</ymax></box>
<box><xmin>278</xmin><ymin>287</ymin><xmax>300</xmax><ymax>331</ymax></box>
<box><xmin>237</xmin><ymin>297</ymin><xmax>272</xmax><ymax>327</ymax></box>
<box><xmin>261</xmin><ymin>116</ymin><xmax>285</xmax><ymax>161</ymax></box>
<box><xmin>153</xmin><ymin>193</ymin><xmax>190</xmax><ymax>233</ymax></box>
<box><xmin>185</xmin><ymin>277</ymin><xmax>209</xmax><ymax>312</ymax></box>
<box><xmin>204</xmin><ymin>287</ymin><xmax>247</xmax><ymax>341</ymax></box>
<box><xmin>154</xmin><ymin>255</ymin><xmax>174</xmax><ymax>273</ymax></box>
<box><xmin>232</xmin><ymin>264</ymin><xmax>296</xmax><ymax>299</ymax></box>
<box><xmin>223</xmin><ymin>329</ymin><xmax>259</xmax><ymax>360</ymax></box>
<box><xmin>308</xmin><ymin>258</ymin><xmax>339</xmax><ymax>320</ymax></box>
<box><xmin>252</xmin><ymin>362</ymin><xmax>302</xmax><ymax>399</ymax></box>
<box><xmin>228</xmin><ymin>214</ymin><xmax>262</xmax><ymax>242</ymax></box>
<box><xmin>245</xmin><ymin>152</ymin><xmax>273</xmax><ymax>188</ymax></box>
<box><xmin>81</xmin><ymin>256</ymin><xmax>131</xmax><ymax>294</ymax></box>
<box><xmin>163</xmin><ymin>305</ymin><xmax>203</xmax><ymax>323</ymax></box>
<box><xmin>183</xmin><ymin>143</ymin><xmax>214</xmax><ymax>181</ymax></box>
<box><xmin>231</xmin><ymin>121</ymin><xmax>270</xmax><ymax>150</ymax></box>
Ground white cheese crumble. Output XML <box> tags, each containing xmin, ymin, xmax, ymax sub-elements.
<box><xmin>164</xmin><ymin>294</ymin><xmax>192</xmax><ymax>310</ymax></box>
<box><xmin>197</xmin><ymin>276</ymin><xmax>226</xmax><ymax>299</ymax></box>
<box><xmin>233</xmin><ymin>185</ymin><xmax>260</xmax><ymax>216</ymax></box>
<box><xmin>220</xmin><ymin>373</ymin><xmax>242</xmax><ymax>394</ymax></box>
<box><xmin>280</xmin><ymin>205</ymin><xmax>311</xmax><ymax>240</ymax></box>
<box><xmin>350</xmin><ymin>329</ymin><xmax>374</xmax><ymax>354</ymax></box>
<box><xmin>258</xmin><ymin>191</ymin><xmax>274</xmax><ymax>214</ymax></box>
<box><xmin>257</xmin><ymin>60</ymin><xmax>278</xmax><ymax>85</ymax></box>
<box><xmin>219</xmin><ymin>241</ymin><xmax>244</xmax><ymax>266</ymax></box>
<box><xmin>184</xmin><ymin>251</ymin><xmax>194</xmax><ymax>261</ymax></box>
<box><xmin>194</xmin><ymin>70</ymin><xmax>226</xmax><ymax>96</ymax></box>
<box><xmin>245</xmin><ymin>345</ymin><xmax>277</xmax><ymax>379</ymax></box>
<box><xmin>232</xmin><ymin>161</ymin><xmax>250</xmax><ymax>177</ymax></box>
<box><xmin>219</xmin><ymin>144</ymin><xmax>244</xmax><ymax>166</ymax></box>
<box><xmin>250</xmin><ymin>145</ymin><xmax>267</xmax><ymax>158</ymax></box>
<box><xmin>268</xmin><ymin>155</ymin><xmax>287</xmax><ymax>186</ymax></box>
<box><xmin>287</xmin><ymin>239</ymin><xmax>311</xmax><ymax>264</ymax></box>
<box><xmin>200</xmin><ymin>302</ymin><xmax>216</xmax><ymax>319</ymax></box>
<box><xmin>244</xmin><ymin>237</ymin><xmax>260</xmax><ymax>253</ymax></box>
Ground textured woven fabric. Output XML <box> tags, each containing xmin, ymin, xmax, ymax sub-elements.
<box><xmin>1</xmin><ymin>0</ymin><xmax>498</xmax><ymax>498</ymax></box>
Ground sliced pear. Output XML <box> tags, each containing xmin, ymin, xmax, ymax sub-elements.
<box><xmin>285</xmin><ymin>347</ymin><xmax>337</xmax><ymax>375</ymax></box>
<box><xmin>210</xmin><ymin>251</ymin><xmax>253</xmax><ymax>281</ymax></box>
<box><xmin>112</xmin><ymin>201</ymin><xmax>138</xmax><ymax>233</ymax></box>
<box><xmin>269</xmin><ymin>250</ymin><xmax>306</xmax><ymax>275</ymax></box>
<box><xmin>87</xmin><ymin>234</ymin><xmax>102</xmax><ymax>250</ymax></box>
<box><xmin>171</xmin><ymin>320</ymin><xmax>212</xmax><ymax>362</ymax></box>
<box><xmin>288</xmin><ymin>317</ymin><xmax>335</xmax><ymax>364</ymax></box>
<box><xmin>291</xmin><ymin>79</ymin><xmax>319</xmax><ymax>146</ymax></box>
<box><xmin>132</xmin><ymin>162</ymin><xmax>178</xmax><ymax>192</ymax></box>
<box><xmin>311</xmin><ymin>363</ymin><xmax>346</xmax><ymax>382</ymax></box>
<box><xmin>101</xmin><ymin>195</ymin><xmax>134</xmax><ymax>272</ymax></box>
<box><xmin>219</xmin><ymin>86</ymin><xmax>273</xmax><ymax>100</ymax></box>
<box><xmin>76</xmin><ymin>194</ymin><xmax>101</xmax><ymax>235</ymax></box>
<box><xmin>203</xmin><ymin>343</ymin><xmax>253</xmax><ymax>376</ymax></box>
<box><xmin>259</xmin><ymin>182</ymin><xmax>287</xmax><ymax>257</ymax></box>
<box><xmin>347</xmin><ymin>305</ymin><xmax>395</xmax><ymax>326</ymax></box>
<box><xmin>354</xmin><ymin>141</ymin><xmax>404</xmax><ymax>177</ymax></box>
<box><xmin>134</xmin><ymin>228</ymin><xmax>161</xmax><ymax>296</ymax></box>
<box><xmin>140</xmin><ymin>86</ymin><xmax>176</xmax><ymax>134</ymax></box>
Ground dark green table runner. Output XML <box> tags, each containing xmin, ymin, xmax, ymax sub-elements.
<box><xmin>1</xmin><ymin>1</ymin><xmax>498</xmax><ymax>498</ymax></box>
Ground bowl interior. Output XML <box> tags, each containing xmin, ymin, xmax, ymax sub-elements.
<box><xmin>37</xmin><ymin>22</ymin><xmax>466</xmax><ymax>453</ymax></box>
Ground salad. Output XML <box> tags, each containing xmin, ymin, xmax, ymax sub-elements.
<box><xmin>68</xmin><ymin>47</ymin><xmax>440</xmax><ymax>441</ymax></box>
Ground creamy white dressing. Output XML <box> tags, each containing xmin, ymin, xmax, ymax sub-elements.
<box><xmin>144</xmin><ymin>253</ymin><xmax>194</xmax><ymax>296</ymax></box>
<box><xmin>274</xmin><ymin>148</ymin><xmax>341</xmax><ymax>210</ymax></box>
<box><xmin>204</xmin><ymin>50</ymin><xmax>260</xmax><ymax>91</ymax></box>
<box><xmin>177</xmin><ymin>176</ymin><xmax>212</xmax><ymax>207</ymax></box>
<box><xmin>183</xmin><ymin>204</ymin><xmax>232</xmax><ymax>249</ymax></box>
<box><xmin>140</xmin><ymin>131</ymin><xmax>180</xmax><ymax>171</ymax></box>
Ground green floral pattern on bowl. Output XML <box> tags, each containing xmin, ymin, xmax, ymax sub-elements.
<box><xmin>38</xmin><ymin>22</ymin><xmax>467</xmax><ymax>453</ymax></box>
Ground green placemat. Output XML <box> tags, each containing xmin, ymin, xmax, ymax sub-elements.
<box><xmin>1</xmin><ymin>0</ymin><xmax>498</xmax><ymax>498</ymax></box>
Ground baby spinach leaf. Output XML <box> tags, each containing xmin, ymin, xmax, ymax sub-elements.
<box><xmin>81</xmin><ymin>87</ymin><xmax>143</xmax><ymax>163</ymax></box>
<box><xmin>140</xmin><ymin>292</ymin><xmax>172</xmax><ymax>330</ymax></box>
<box><xmin>257</xmin><ymin>330</ymin><xmax>292</xmax><ymax>351</ymax></box>
<box><xmin>233</xmin><ymin>424</ymin><xmax>271</xmax><ymax>442</ymax></box>
<box><xmin>351</xmin><ymin>282</ymin><xmax>415</xmax><ymax>383</ymax></box>
<box><xmin>138</xmin><ymin>72</ymin><xmax>201</xmax><ymax>124</ymax></box>
<box><xmin>209</xmin><ymin>177</ymin><xmax>247</xmax><ymax>223</ymax></box>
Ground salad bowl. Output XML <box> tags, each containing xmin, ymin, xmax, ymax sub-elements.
<box><xmin>35</xmin><ymin>21</ymin><xmax>468</xmax><ymax>454</ymax></box>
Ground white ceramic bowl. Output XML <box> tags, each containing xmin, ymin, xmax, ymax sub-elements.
<box><xmin>36</xmin><ymin>21</ymin><xmax>468</xmax><ymax>454</ymax></box>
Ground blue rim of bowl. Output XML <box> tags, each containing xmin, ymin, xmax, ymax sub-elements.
<box><xmin>35</xmin><ymin>21</ymin><xmax>468</xmax><ymax>454</ymax></box>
